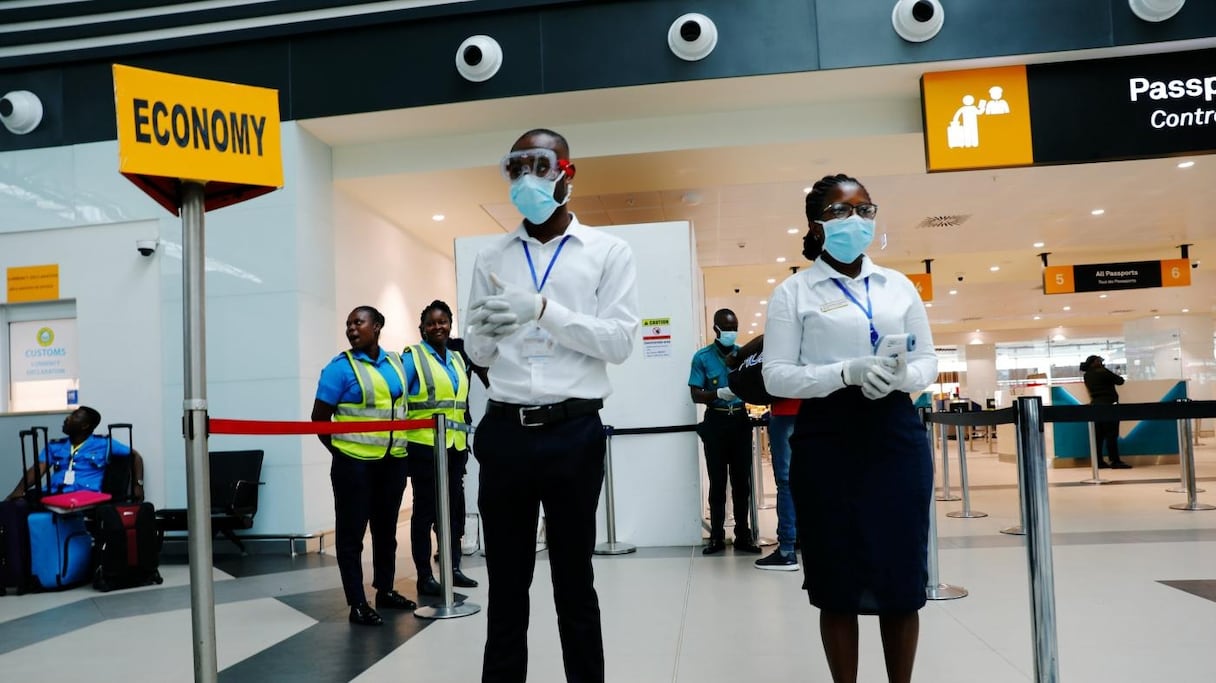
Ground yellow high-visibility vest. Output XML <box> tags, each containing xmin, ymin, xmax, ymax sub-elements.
<box><xmin>332</xmin><ymin>350</ymin><xmax>409</xmax><ymax>460</ymax></box>
<box><xmin>403</xmin><ymin>344</ymin><xmax>469</xmax><ymax>450</ymax></box>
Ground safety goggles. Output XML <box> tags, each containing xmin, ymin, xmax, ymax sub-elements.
<box><xmin>499</xmin><ymin>148</ymin><xmax>575</xmax><ymax>182</ymax></box>
<box><xmin>822</xmin><ymin>202</ymin><xmax>879</xmax><ymax>220</ymax></box>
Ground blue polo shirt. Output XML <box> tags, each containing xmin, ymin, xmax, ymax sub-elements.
<box><xmin>41</xmin><ymin>434</ymin><xmax>131</xmax><ymax>494</ymax></box>
<box><xmin>689</xmin><ymin>342</ymin><xmax>745</xmax><ymax>410</ymax></box>
<box><xmin>401</xmin><ymin>341</ymin><xmax>462</xmax><ymax>396</ymax></box>
<box><xmin>315</xmin><ymin>349</ymin><xmax>406</xmax><ymax>406</ymax></box>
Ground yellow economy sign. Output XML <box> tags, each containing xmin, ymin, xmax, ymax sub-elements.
<box><xmin>921</xmin><ymin>65</ymin><xmax>1034</xmax><ymax>172</ymax></box>
<box><xmin>113</xmin><ymin>65</ymin><xmax>282</xmax><ymax>211</ymax></box>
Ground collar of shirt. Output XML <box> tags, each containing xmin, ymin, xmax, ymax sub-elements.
<box><xmin>419</xmin><ymin>340</ymin><xmax>452</xmax><ymax>367</ymax></box>
<box><xmin>800</xmin><ymin>254</ymin><xmax>885</xmax><ymax>286</ymax></box>
<box><xmin>508</xmin><ymin>214</ymin><xmax>591</xmax><ymax>250</ymax></box>
<box><xmin>350</xmin><ymin>348</ymin><xmax>392</xmax><ymax>366</ymax></box>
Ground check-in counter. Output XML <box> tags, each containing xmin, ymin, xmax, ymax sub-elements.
<box><xmin>996</xmin><ymin>380</ymin><xmax>1185</xmax><ymax>466</ymax></box>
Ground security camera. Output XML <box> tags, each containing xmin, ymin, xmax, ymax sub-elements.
<box><xmin>135</xmin><ymin>239</ymin><xmax>157</xmax><ymax>257</ymax></box>
<box><xmin>956</xmin><ymin>275</ymin><xmax>964</xmax><ymax>282</ymax></box>
<box><xmin>733</xmin><ymin>288</ymin><xmax>741</xmax><ymax>294</ymax></box>
<box><xmin>455</xmin><ymin>35</ymin><xmax>503</xmax><ymax>82</ymax></box>
<box><xmin>668</xmin><ymin>13</ymin><xmax>718</xmax><ymax>61</ymax></box>
<box><xmin>0</xmin><ymin>90</ymin><xmax>43</xmax><ymax>135</ymax></box>
<box><xmin>1192</xmin><ymin>261</ymin><xmax>1200</xmax><ymax>269</ymax></box>
<box><xmin>891</xmin><ymin>0</ymin><xmax>944</xmax><ymax>42</ymax></box>
<box><xmin>1129</xmin><ymin>0</ymin><xmax>1185</xmax><ymax>22</ymax></box>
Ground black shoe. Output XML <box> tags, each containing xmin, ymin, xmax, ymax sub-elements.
<box><xmin>733</xmin><ymin>537</ymin><xmax>762</xmax><ymax>554</ymax></box>
<box><xmin>1097</xmin><ymin>460</ymin><xmax>1111</xmax><ymax>469</ymax></box>
<box><xmin>452</xmin><ymin>569</ymin><xmax>479</xmax><ymax>588</ymax></box>
<box><xmin>1110</xmin><ymin>460</ymin><xmax>1132</xmax><ymax>469</ymax></box>
<box><xmin>702</xmin><ymin>539</ymin><xmax>726</xmax><ymax>555</ymax></box>
<box><xmin>349</xmin><ymin>602</ymin><xmax>384</xmax><ymax>626</ymax></box>
<box><xmin>375</xmin><ymin>590</ymin><xmax>417</xmax><ymax>610</ymax></box>
<box><xmin>417</xmin><ymin>576</ymin><xmax>442</xmax><ymax>597</ymax></box>
<box><xmin>754</xmin><ymin>549</ymin><xmax>799</xmax><ymax>571</ymax></box>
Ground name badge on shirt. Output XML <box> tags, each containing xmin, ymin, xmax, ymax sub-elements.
<box><xmin>522</xmin><ymin>324</ymin><xmax>556</xmax><ymax>364</ymax></box>
<box><xmin>63</xmin><ymin>469</ymin><xmax>76</xmax><ymax>486</ymax></box>
<box><xmin>820</xmin><ymin>299</ymin><xmax>849</xmax><ymax>313</ymax></box>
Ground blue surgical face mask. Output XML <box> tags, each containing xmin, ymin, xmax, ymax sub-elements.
<box><xmin>509</xmin><ymin>172</ymin><xmax>568</xmax><ymax>225</ymax></box>
<box><xmin>716</xmin><ymin>329</ymin><xmax>738</xmax><ymax>346</ymax></box>
<box><xmin>816</xmin><ymin>215</ymin><xmax>875</xmax><ymax>264</ymax></box>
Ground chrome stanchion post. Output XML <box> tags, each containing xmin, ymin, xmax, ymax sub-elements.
<box><xmin>749</xmin><ymin>422</ymin><xmax>776</xmax><ymax>547</ymax></box>
<box><xmin>1167</xmin><ymin>400</ymin><xmax>1205</xmax><ymax>494</ymax></box>
<box><xmin>921</xmin><ymin>408</ymin><xmax>967</xmax><ymax>601</ymax></box>
<box><xmin>416</xmin><ymin>415</ymin><xmax>481</xmax><ymax>619</ymax></box>
<box><xmin>1170</xmin><ymin>399</ymin><xmax>1215</xmax><ymax>512</ymax></box>
<box><xmin>1001</xmin><ymin>413</ymin><xmax>1026</xmax><ymax>536</ymax></box>
<box><xmin>757</xmin><ymin>425</ymin><xmax>774</xmax><ymax>510</ymax></box>
<box><xmin>1080</xmin><ymin>420</ymin><xmax>1107</xmax><ymax>485</ymax></box>
<box><xmin>1015</xmin><ymin>396</ymin><xmax>1061</xmax><ymax>683</ymax></box>
<box><xmin>594</xmin><ymin>426</ymin><xmax>637</xmax><ymax>555</ymax></box>
<box><xmin>937</xmin><ymin>420</ymin><xmax>960</xmax><ymax>502</ymax></box>
<box><xmin>947</xmin><ymin>423</ymin><xmax>987</xmax><ymax>519</ymax></box>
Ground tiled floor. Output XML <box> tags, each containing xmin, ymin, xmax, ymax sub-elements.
<box><xmin>2</xmin><ymin>438</ymin><xmax>1215</xmax><ymax>682</ymax></box>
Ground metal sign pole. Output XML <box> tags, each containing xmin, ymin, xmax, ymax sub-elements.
<box><xmin>594</xmin><ymin>427</ymin><xmax>636</xmax><ymax>555</ymax></box>
<box><xmin>416</xmin><ymin>415</ymin><xmax>480</xmax><ymax>619</ymax></box>
<box><xmin>1014</xmin><ymin>396</ymin><xmax>1061</xmax><ymax>683</ymax></box>
<box><xmin>181</xmin><ymin>181</ymin><xmax>218</xmax><ymax>683</ymax></box>
<box><xmin>921</xmin><ymin>408</ymin><xmax>966</xmax><ymax>600</ymax></box>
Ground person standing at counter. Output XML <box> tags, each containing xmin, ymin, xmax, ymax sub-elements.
<box><xmin>1081</xmin><ymin>355</ymin><xmax>1131</xmax><ymax>469</ymax></box>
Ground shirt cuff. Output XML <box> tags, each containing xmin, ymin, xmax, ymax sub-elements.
<box><xmin>536</xmin><ymin>298</ymin><xmax>572</xmax><ymax>333</ymax></box>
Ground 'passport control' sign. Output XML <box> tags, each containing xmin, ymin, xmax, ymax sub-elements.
<box><xmin>113</xmin><ymin>64</ymin><xmax>283</xmax><ymax>214</ymax></box>
<box><xmin>1043</xmin><ymin>259</ymin><xmax>1191</xmax><ymax>295</ymax></box>
<box><xmin>922</xmin><ymin>48</ymin><xmax>1216</xmax><ymax>172</ymax></box>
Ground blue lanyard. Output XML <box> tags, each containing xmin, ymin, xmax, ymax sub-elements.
<box><xmin>522</xmin><ymin>235</ymin><xmax>571</xmax><ymax>293</ymax></box>
<box><xmin>832</xmin><ymin>277</ymin><xmax>879</xmax><ymax>349</ymax></box>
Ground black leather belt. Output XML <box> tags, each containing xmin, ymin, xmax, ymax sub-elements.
<box><xmin>486</xmin><ymin>398</ymin><xmax>604</xmax><ymax>427</ymax></box>
<box><xmin>709</xmin><ymin>405</ymin><xmax>746</xmax><ymax>416</ymax></box>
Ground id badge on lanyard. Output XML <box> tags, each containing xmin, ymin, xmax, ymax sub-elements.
<box><xmin>63</xmin><ymin>443</ymin><xmax>80</xmax><ymax>486</ymax></box>
<box><xmin>520</xmin><ymin>235</ymin><xmax>569</xmax><ymax>365</ymax></box>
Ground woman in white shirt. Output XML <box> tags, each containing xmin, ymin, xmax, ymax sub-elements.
<box><xmin>762</xmin><ymin>174</ymin><xmax>938</xmax><ymax>683</ymax></box>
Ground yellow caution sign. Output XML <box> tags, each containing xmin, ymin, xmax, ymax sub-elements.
<box><xmin>6</xmin><ymin>264</ymin><xmax>59</xmax><ymax>303</ymax></box>
<box><xmin>113</xmin><ymin>64</ymin><xmax>282</xmax><ymax>213</ymax></box>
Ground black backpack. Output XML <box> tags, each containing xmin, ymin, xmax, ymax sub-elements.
<box><xmin>727</xmin><ymin>335</ymin><xmax>776</xmax><ymax>406</ymax></box>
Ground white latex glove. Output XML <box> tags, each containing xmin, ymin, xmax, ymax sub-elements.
<box><xmin>862</xmin><ymin>357</ymin><xmax>906</xmax><ymax>400</ymax></box>
<box><xmin>466</xmin><ymin>299</ymin><xmax>518</xmax><ymax>339</ymax></box>
<box><xmin>841</xmin><ymin>356</ymin><xmax>888</xmax><ymax>386</ymax></box>
<box><xmin>716</xmin><ymin>386</ymin><xmax>737</xmax><ymax>401</ymax></box>
<box><xmin>486</xmin><ymin>273</ymin><xmax>542</xmax><ymax>324</ymax></box>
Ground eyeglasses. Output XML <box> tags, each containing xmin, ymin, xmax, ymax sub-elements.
<box><xmin>499</xmin><ymin>148</ymin><xmax>575</xmax><ymax>182</ymax></box>
<box><xmin>822</xmin><ymin>202</ymin><xmax>879</xmax><ymax>220</ymax></box>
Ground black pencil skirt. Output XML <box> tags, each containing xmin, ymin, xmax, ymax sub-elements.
<box><xmin>789</xmin><ymin>386</ymin><xmax>932</xmax><ymax>615</ymax></box>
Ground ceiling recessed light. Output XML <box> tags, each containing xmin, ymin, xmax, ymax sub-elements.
<box><xmin>759</xmin><ymin>299</ymin><xmax>767</xmax><ymax>305</ymax></box>
<box><xmin>1155</xmin><ymin>315</ymin><xmax>1161</xmax><ymax>319</ymax></box>
<box><xmin>751</xmin><ymin>322</ymin><xmax>758</xmax><ymax>327</ymax></box>
<box><xmin>1178</xmin><ymin>160</ymin><xmax>1195</xmax><ymax>169</ymax></box>
<box><xmin>802</xmin><ymin>186</ymin><xmax>813</xmax><ymax>194</ymax></box>
<box><xmin>1033</xmin><ymin>241</ymin><xmax>1045</xmax><ymax>248</ymax></box>
<box><xmin>786</xmin><ymin>227</ymin><xmax>799</xmax><ymax>234</ymax></box>
<box><xmin>755</xmin><ymin>312</ymin><xmax>762</xmax><ymax>317</ymax></box>
<box><xmin>1182</xmin><ymin>308</ymin><xmax>1190</xmax><ymax>313</ymax></box>
<box><xmin>974</xmin><ymin>328</ymin><xmax>980</xmax><ymax>333</ymax></box>
<box><xmin>1052</xmin><ymin>334</ymin><xmax>1066</xmax><ymax>342</ymax></box>
<box><xmin>432</xmin><ymin>214</ymin><xmax>445</xmax><ymax>221</ymax></box>
<box><xmin>1090</xmin><ymin>209</ymin><xmax>1105</xmax><ymax>216</ymax></box>
<box><xmin>776</xmin><ymin>257</ymin><xmax>787</xmax><ymax>263</ymax></box>
<box><xmin>1063</xmin><ymin>306</ymin><xmax>1071</xmax><ymax>311</ymax></box>
<box><xmin>925</xmin><ymin>302</ymin><xmax>933</xmax><ymax>308</ymax></box>
<box><xmin>948</xmin><ymin>289</ymin><xmax>958</xmax><ymax>295</ymax></box>
<box><xmin>1033</xmin><ymin>315</ymin><xmax>1041</xmax><ymax>320</ymax></box>
<box><xmin>989</xmin><ymin>265</ymin><xmax>1000</xmax><ymax>272</ymax></box>
<box><xmin>766</xmin><ymin>278</ymin><xmax>776</xmax><ymax>284</ymax></box>
<box><xmin>1099</xmin><ymin>294</ymin><xmax>1108</xmax><ymax>299</ymax></box>
<box><xmin>748</xmin><ymin>330</ymin><xmax>756</xmax><ymax>334</ymax></box>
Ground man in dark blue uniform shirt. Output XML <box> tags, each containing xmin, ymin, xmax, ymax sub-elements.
<box><xmin>689</xmin><ymin>308</ymin><xmax>760</xmax><ymax>555</ymax></box>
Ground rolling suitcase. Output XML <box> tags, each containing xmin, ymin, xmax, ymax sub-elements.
<box><xmin>93</xmin><ymin>424</ymin><xmax>163</xmax><ymax>591</ymax></box>
<box><xmin>23</xmin><ymin>428</ymin><xmax>93</xmax><ymax>591</ymax></box>
<box><xmin>0</xmin><ymin>498</ymin><xmax>33</xmax><ymax>595</ymax></box>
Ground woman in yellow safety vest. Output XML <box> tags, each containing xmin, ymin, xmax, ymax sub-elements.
<box><xmin>311</xmin><ymin>305</ymin><xmax>417</xmax><ymax>626</ymax></box>
<box><xmin>403</xmin><ymin>300</ymin><xmax>481</xmax><ymax>596</ymax></box>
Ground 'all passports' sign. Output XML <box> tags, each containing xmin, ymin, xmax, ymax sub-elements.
<box><xmin>1043</xmin><ymin>259</ymin><xmax>1190</xmax><ymax>295</ymax></box>
<box><xmin>113</xmin><ymin>64</ymin><xmax>282</xmax><ymax>214</ymax></box>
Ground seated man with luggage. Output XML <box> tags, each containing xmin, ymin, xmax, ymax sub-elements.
<box><xmin>6</xmin><ymin>406</ymin><xmax>145</xmax><ymax>502</ymax></box>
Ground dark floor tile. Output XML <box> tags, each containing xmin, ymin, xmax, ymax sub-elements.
<box><xmin>1160</xmin><ymin>579</ymin><xmax>1216</xmax><ymax>603</ymax></box>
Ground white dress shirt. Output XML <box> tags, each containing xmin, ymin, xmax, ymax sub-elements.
<box><xmin>762</xmin><ymin>255</ymin><xmax>938</xmax><ymax>399</ymax></box>
<box><xmin>464</xmin><ymin>215</ymin><xmax>640</xmax><ymax>405</ymax></box>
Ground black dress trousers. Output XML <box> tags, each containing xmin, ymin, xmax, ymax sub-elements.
<box><xmin>697</xmin><ymin>410</ymin><xmax>754</xmax><ymax>541</ymax></box>
<box><xmin>407</xmin><ymin>441</ymin><xmax>469</xmax><ymax>578</ymax></box>
<box><xmin>330</xmin><ymin>453</ymin><xmax>410</xmax><ymax>605</ymax></box>
<box><xmin>475</xmin><ymin>411</ymin><xmax>606</xmax><ymax>683</ymax></box>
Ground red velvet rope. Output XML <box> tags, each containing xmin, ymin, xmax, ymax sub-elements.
<box><xmin>209</xmin><ymin>418</ymin><xmax>436</xmax><ymax>435</ymax></box>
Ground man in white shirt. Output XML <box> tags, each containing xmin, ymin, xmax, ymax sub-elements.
<box><xmin>464</xmin><ymin>128</ymin><xmax>640</xmax><ymax>683</ymax></box>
